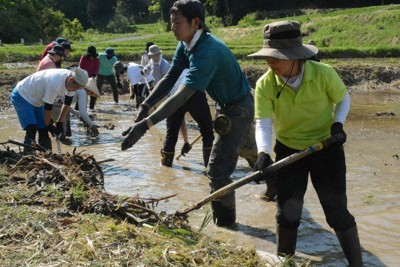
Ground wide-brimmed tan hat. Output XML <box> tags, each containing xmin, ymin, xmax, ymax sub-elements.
<box><xmin>85</xmin><ymin>77</ymin><xmax>100</xmax><ymax>97</ymax></box>
<box><xmin>248</xmin><ymin>20</ymin><xmax>318</xmax><ymax>60</ymax></box>
<box><xmin>72</xmin><ymin>67</ymin><xmax>89</xmax><ymax>87</ymax></box>
<box><xmin>148</xmin><ymin>45</ymin><xmax>161</xmax><ymax>56</ymax></box>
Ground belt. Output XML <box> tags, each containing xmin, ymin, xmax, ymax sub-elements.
<box><xmin>221</xmin><ymin>92</ymin><xmax>249</xmax><ymax>108</ymax></box>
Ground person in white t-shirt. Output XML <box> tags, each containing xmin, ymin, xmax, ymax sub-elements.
<box><xmin>114</xmin><ymin>61</ymin><xmax>154</xmax><ymax>108</ymax></box>
<box><xmin>10</xmin><ymin>68</ymin><xmax>88</xmax><ymax>152</ymax></box>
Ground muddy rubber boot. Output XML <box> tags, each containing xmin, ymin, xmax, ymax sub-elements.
<box><xmin>113</xmin><ymin>90</ymin><xmax>119</xmax><ymax>103</ymax></box>
<box><xmin>202</xmin><ymin>147</ymin><xmax>212</xmax><ymax>168</ymax></box>
<box><xmin>161</xmin><ymin>149</ymin><xmax>174</xmax><ymax>167</ymax></box>
<box><xmin>335</xmin><ymin>225</ymin><xmax>363</xmax><ymax>267</ymax></box>
<box><xmin>262</xmin><ymin>175</ymin><xmax>277</xmax><ymax>202</ymax></box>
<box><xmin>65</xmin><ymin>120</ymin><xmax>72</xmax><ymax>137</ymax></box>
<box><xmin>211</xmin><ymin>192</ymin><xmax>236</xmax><ymax>227</ymax></box>
<box><xmin>23</xmin><ymin>124</ymin><xmax>37</xmax><ymax>154</ymax></box>
<box><xmin>38</xmin><ymin>129</ymin><xmax>52</xmax><ymax>151</ymax></box>
<box><xmin>277</xmin><ymin>225</ymin><xmax>298</xmax><ymax>257</ymax></box>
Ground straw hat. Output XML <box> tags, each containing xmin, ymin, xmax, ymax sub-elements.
<box><xmin>85</xmin><ymin>77</ymin><xmax>100</xmax><ymax>97</ymax></box>
<box><xmin>248</xmin><ymin>20</ymin><xmax>318</xmax><ymax>60</ymax></box>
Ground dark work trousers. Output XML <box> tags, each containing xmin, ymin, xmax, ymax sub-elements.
<box><xmin>164</xmin><ymin>91</ymin><xmax>214</xmax><ymax>152</ymax></box>
<box><xmin>94</xmin><ymin>74</ymin><xmax>119</xmax><ymax>105</ymax></box>
<box><xmin>275</xmin><ymin>140</ymin><xmax>356</xmax><ymax>232</ymax></box>
<box><xmin>207</xmin><ymin>92</ymin><xmax>254</xmax><ymax>209</ymax></box>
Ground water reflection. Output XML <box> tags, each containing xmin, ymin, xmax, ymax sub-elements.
<box><xmin>1</xmin><ymin>91</ymin><xmax>399</xmax><ymax>266</ymax></box>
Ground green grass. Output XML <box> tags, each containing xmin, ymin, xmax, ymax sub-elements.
<box><xmin>0</xmin><ymin>4</ymin><xmax>399</xmax><ymax>63</ymax></box>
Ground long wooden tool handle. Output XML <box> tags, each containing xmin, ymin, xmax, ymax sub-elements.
<box><xmin>175</xmin><ymin>133</ymin><xmax>202</xmax><ymax>160</ymax></box>
<box><xmin>176</xmin><ymin>133</ymin><xmax>344</xmax><ymax>215</ymax></box>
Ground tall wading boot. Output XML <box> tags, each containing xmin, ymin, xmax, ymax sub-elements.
<box><xmin>23</xmin><ymin>124</ymin><xmax>37</xmax><ymax>154</ymax></box>
<box><xmin>202</xmin><ymin>147</ymin><xmax>212</xmax><ymax>168</ymax></box>
<box><xmin>211</xmin><ymin>192</ymin><xmax>236</xmax><ymax>227</ymax></box>
<box><xmin>38</xmin><ymin>129</ymin><xmax>52</xmax><ymax>151</ymax></box>
<box><xmin>276</xmin><ymin>225</ymin><xmax>298</xmax><ymax>257</ymax></box>
<box><xmin>65</xmin><ymin>119</ymin><xmax>72</xmax><ymax>137</ymax></box>
<box><xmin>161</xmin><ymin>149</ymin><xmax>174</xmax><ymax>167</ymax></box>
<box><xmin>89</xmin><ymin>96</ymin><xmax>97</xmax><ymax>110</ymax></box>
<box><xmin>113</xmin><ymin>90</ymin><xmax>119</xmax><ymax>103</ymax></box>
<box><xmin>335</xmin><ymin>225</ymin><xmax>363</xmax><ymax>267</ymax></box>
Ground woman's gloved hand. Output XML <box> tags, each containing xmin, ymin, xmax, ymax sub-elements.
<box><xmin>253</xmin><ymin>152</ymin><xmax>274</xmax><ymax>184</ymax></box>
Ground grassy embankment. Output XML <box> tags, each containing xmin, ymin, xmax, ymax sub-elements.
<box><xmin>0</xmin><ymin>4</ymin><xmax>399</xmax><ymax>66</ymax></box>
<box><xmin>0</xmin><ymin>5</ymin><xmax>399</xmax><ymax>267</ymax></box>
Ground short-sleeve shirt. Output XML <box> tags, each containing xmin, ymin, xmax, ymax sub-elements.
<box><xmin>98</xmin><ymin>53</ymin><xmax>117</xmax><ymax>76</ymax></box>
<box><xmin>254</xmin><ymin>60</ymin><xmax>347</xmax><ymax>150</ymax></box>
<box><xmin>126</xmin><ymin>62</ymin><xmax>153</xmax><ymax>85</ymax></box>
<box><xmin>169</xmin><ymin>32</ymin><xmax>249</xmax><ymax>105</ymax></box>
<box><xmin>15</xmin><ymin>69</ymin><xmax>75</xmax><ymax>107</ymax></box>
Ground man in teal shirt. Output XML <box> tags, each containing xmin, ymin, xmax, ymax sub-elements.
<box><xmin>93</xmin><ymin>47</ymin><xmax>119</xmax><ymax>107</ymax></box>
<box><xmin>121</xmin><ymin>0</ymin><xmax>253</xmax><ymax>227</ymax></box>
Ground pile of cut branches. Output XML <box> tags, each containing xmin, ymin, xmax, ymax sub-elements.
<box><xmin>0</xmin><ymin>140</ymin><xmax>190</xmax><ymax>230</ymax></box>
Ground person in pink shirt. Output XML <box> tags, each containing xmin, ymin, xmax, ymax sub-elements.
<box><xmin>39</xmin><ymin>37</ymin><xmax>68</xmax><ymax>61</ymax></box>
<box><xmin>79</xmin><ymin>46</ymin><xmax>100</xmax><ymax>110</ymax></box>
<box><xmin>36</xmin><ymin>45</ymin><xmax>65</xmax><ymax>72</ymax></box>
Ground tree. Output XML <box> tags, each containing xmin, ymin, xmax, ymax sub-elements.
<box><xmin>40</xmin><ymin>0</ymin><xmax>92</xmax><ymax>29</ymax></box>
<box><xmin>87</xmin><ymin>0</ymin><xmax>117</xmax><ymax>32</ymax></box>
<box><xmin>39</xmin><ymin>8</ymin><xmax>67</xmax><ymax>41</ymax></box>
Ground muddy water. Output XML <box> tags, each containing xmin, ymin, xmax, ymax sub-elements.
<box><xmin>1</xmin><ymin>89</ymin><xmax>400</xmax><ymax>267</ymax></box>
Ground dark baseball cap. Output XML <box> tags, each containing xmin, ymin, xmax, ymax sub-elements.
<box><xmin>60</xmin><ymin>41</ymin><xmax>72</xmax><ymax>52</ymax></box>
<box><xmin>171</xmin><ymin>0</ymin><xmax>210</xmax><ymax>32</ymax></box>
<box><xmin>48</xmin><ymin>45</ymin><xmax>66</xmax><ymax>57</ymax></box>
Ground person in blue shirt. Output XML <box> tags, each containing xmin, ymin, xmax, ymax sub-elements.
<box><xmin>92</xmin><ymin>47</ymin><xmax>119</xmax><ymax>108</ymax></box>
<box><xmin>120</xmin><ymin>0</ymin><xmax>253</xmax><ymax>227</ymax></box>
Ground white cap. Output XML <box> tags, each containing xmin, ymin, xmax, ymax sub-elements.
<box><xmin>72</xmin><ymin>67</ymin><xmax>89</xmax><ymax>87</ymax></box>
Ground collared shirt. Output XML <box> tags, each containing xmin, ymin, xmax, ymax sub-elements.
<box><xmin>254</xmin><ymin>60</ymin><xmax>347</xmax><ymax>150</ymax></box>
<box><xmin>169</xmin><ymin>30</ymin><xmax>250</xmax><ymax>105</ymax></box>
<box><xmin>146</xmin><ymin>56</ymin><xmax>170</xmax><ymax>85</ymax></box>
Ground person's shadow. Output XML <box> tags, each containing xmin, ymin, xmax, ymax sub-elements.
<box><xmin>233</xmin><ymin>208</ymin><xmax>387</xmax><ymax>267</ymax></box>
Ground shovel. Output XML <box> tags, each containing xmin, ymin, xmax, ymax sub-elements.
<box><xmin>175</xmin><ymin>133</ymin><xmax>345</xmax><ymax>216</ymax></box>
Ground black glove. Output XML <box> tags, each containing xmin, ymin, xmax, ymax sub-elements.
<box><xmin>134</xmin><ymin>103</ymin><xmax>149</xmax><ymax>122</ymax></box>
<box><xmin>180</xmin><ymin>143</ymin><xmax>192</xmax><ymax>156</ymax></box>
<box><xmin>117</xmin><ymin>81</ymin><xmax>122</xmax><ymax>89</ymax></box>
<box><xmin>121</xmin><ymin>126</ymin><xmax>132</xmax><ymax>136</ymax></box>
<box><xmin>330</xmin><ymin>122</ymin><xmax>347</xmax><ymax>145</ymax></box>
<box><xmin>121</xmin><ymin>120</ymin><xmax>149</xmax><ymax>151</ymax></box>
<box><xmin>47</xmin><ymin>122</ymin><xmax>63</xmax><ymax>137</ymax></box>
<box><xmin>253</xmin><ymin>152</ymin><xmax>274</xmax><ymax>184</ymax></box>
<box><xmin>90</xmin><ymin>125</ymin><xmax>99</xmax><ymax>137</ymax></box>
